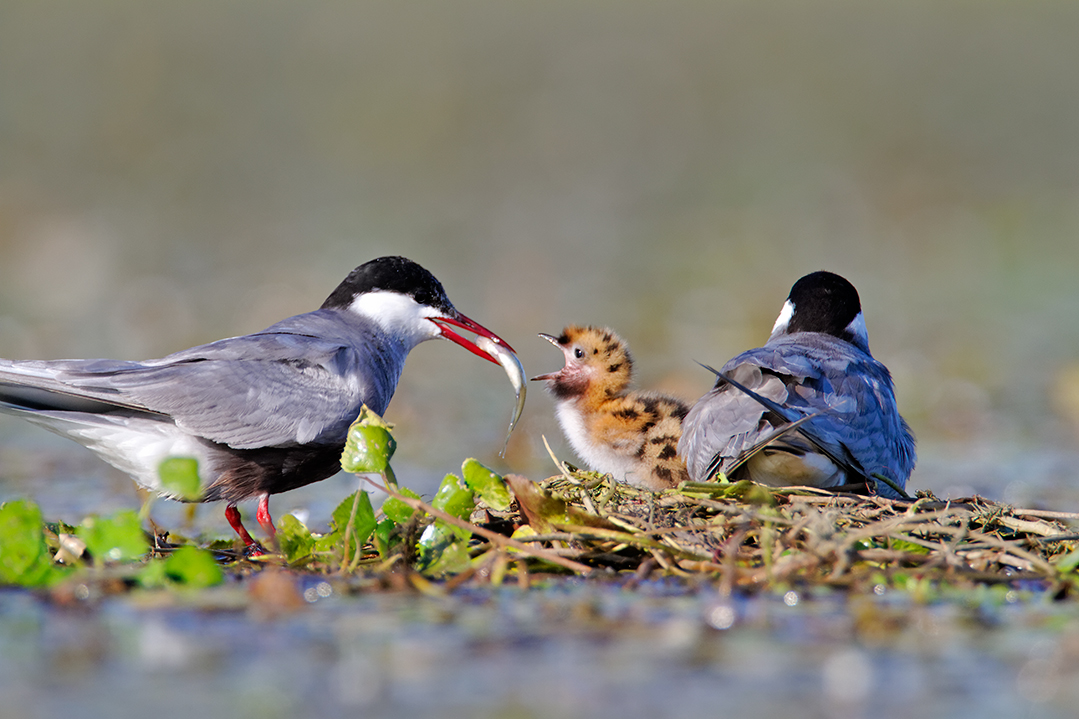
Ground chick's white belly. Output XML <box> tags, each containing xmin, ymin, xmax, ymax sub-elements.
<box><xmin>554</xmin><ymin>403</ymin><xmax>642</xmax><ymax>484</ymax></box>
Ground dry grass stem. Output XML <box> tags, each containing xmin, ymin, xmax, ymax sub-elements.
<box><xmin>465</xmin><ymin>470</ymin><xmax>1079</xmax><ymax>593</ymax></box>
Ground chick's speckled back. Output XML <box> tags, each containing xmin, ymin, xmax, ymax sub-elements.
<box><xmin>535</xmin><ymin>326</ymin><xmax>690</xmax><ymax>490</ymax></box>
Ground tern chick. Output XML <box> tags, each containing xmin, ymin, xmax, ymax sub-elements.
<box><xmin>678</xmin><ymin>271</ymin><xmax>916</xmax><ymax>497</ymax></box>
<box><xmin>0</xmin><ymin>256</ymin><xmax>515</xmax><ymax>551</ymax></box>
<box><xmin>532</xmin><ymin>326</ymin><xmax>689</xmax><ymax>491</ymax></box>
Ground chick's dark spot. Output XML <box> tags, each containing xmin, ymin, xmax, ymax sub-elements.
<box><xmin>658</xmin><ymin>444</ymin><xmax>677</xmax><ymax>460</ymax></box>
<box><xmin>655</xmin><ymin>466</ymin><xmax>673</xmax><ymax>481</ymax></box>
<box><xmin>557</xmin><ymin>333</ymin><xmax>570</xmax><ymax>344</ymax></box>
<box><xmin>670</xmin><ymin>406</ymin><xmax>689</xmax><ymax>420</ymax></box>
<box><xmin>608</xmin><ymin>363</ymin><xmax>623</xmax><ymax>373</ymax></box>
<box><xmin>614</xmin><ymin>407</ymin><xmax>640</xmax><ymax>420</ymax></box>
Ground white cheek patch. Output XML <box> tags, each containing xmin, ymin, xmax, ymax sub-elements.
<box><xmin>771</xmin><ymin>300</ymin><xmax>795</xmax><ymax>336</ymax></box>
<box><xmin>845</xmin><ymin>312</ymin><xmax>869</xmax><ymax>348</ymax></box>
<box><xmin>348</xmin><ymin>291</ymin><xmax>441</xmax><ymax>343</ymax></box>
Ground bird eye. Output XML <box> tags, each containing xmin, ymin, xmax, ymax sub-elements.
<box><xmin>574</xmin><ymin>348</ymin><xmax>585</xmax><ymax>359</ymax></box>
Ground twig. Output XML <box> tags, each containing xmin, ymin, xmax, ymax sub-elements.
<box><xmin>342</xmin><ymin>487</ymin><xmax>365</xmax><ymax>573</ymax></box>
<box><xmin>514</xmin><ymin>533</ymin><xmax>578</xmax><ymax>543</ymax></box>
<box><xmin>364</xmin><ymin>476</ymin><xmax>594</xmax><ymax>575</ymax></box>
<box><xmin>542</xmin><ymin>434</ymin><xmax>600</xmax><ymax>515</ymax></box>
<box><xmin>1013</xmin><ymin>508</ymin><xmax>1079</xmax><ymax>521</ymax></box>
<box><xmin>551</xmin><ymin>523</ymin><xmax>712</xmax><ymax>560</ymax></box>
<box><xmin>1035</xmin><ymin>534</ymin><xmax>1079</xmax><ymax>544</ymax></box>
<box><xmin>993</xmin><ymin>515</ymin><xmax>1067</xmax><ymax>538</ymax></box>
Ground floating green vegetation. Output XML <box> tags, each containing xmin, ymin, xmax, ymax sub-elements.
<box><xmin>2</xmin><ymin>406</ymin><xmax>1079</xmax><ymax>603</ymax></box>
<box><xmin>0</xmin><ymin>499</ymin><xmax>69</xmax><ymax>587</ymax></box>
<box><xmin>0</xmin><ymin>498</ymin><xmax>223</xmax><ymax>591</ymax></box>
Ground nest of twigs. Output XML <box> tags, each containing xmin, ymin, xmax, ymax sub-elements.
<box><xmin>451</xmin><ymin>468</ymin><xmax>1079</xmax><ymax>595</ymax></box>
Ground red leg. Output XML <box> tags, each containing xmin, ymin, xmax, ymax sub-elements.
<box><xmin>224</xmin><ymin>503</ymin><xmax>260</xmax><ymax>548</ymax></box>
<box><xmin>255</xmin><ymin>493</ymin><xmax>277</xmax><ymax>540</ymax></box>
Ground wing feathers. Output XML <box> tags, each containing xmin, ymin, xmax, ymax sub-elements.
<box><xmin>680</xmin><ymin>332</ymin><xmax>915</xmax><ymax>497</ymax></box>
<box><xmin>0</xmin><ymin>310</ymin><xmax>403</xmax><ymax>451</ymax></box>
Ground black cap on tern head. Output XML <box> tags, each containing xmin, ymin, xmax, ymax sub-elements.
<box><xmin>322</xmin><ymin>256</ymin><xmax>455</xmax><ymax>314</ymax></box>
<box><xmin>771</xmin><ymin>271</ymin><xmax>869</xmax><ymax>351</ymax></box>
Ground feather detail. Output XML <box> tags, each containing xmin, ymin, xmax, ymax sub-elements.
<box><xmin>535</xmin><ymin>326</ymin><xmax>689</xmax><ymax>490</ymax></box>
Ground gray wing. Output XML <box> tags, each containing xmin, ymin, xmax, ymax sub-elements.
<box><xmin>677</xmin><ymin>363</ymin><xmax>792</xmax><ymax>480</ymax></box>
<box><xmin>679</xmin><ymin>333</ymin><xmax>915</xmax><ymax>493</ymax></box>
<box><xmin>0</xmin><ymin>311</ymin><xmax>403</xmax><ymax>450</ymax></box>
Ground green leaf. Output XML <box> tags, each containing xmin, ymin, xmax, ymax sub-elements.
<box><xmin>888</xmin><ymin>538</ymin><xmax>931</xmax><ymax>555</ymax></box>
<box><xmin>164</xmin><ymin>546</ymin><xmax>223</xmax><ymax>587</ymax></box>
<box><xmin>157</xmin><ymin>457</ymin><xmax>203</xmax><ymax>501</ymax></box>
<box><xmin>138</xmin><ymin>547</ymin><xmax>225</xmax><ymax>589</ymax></box>
<box><xmin>278</xmin><ymin>513</ymin><xmax>315</xmax><ymax>563</ymax></box>
<box><xmin>0</xmin><ymin>499</ymin><xmax>56</xmax><ymax>587</ymax></box>
<box><xmin>332</xmin><ymin>491</ymin><xmax>377</xmax><ymax>559</ymax></box>
<box><xmin>1054</xmin><ymin>548</ymin><xmax>1079</xmax><ymax>574</ymax></box>
<box><xmin>430</xmin><ymin>474</ymin><xmax>475</xmax><ymax>520</ymax></box>
<box><xmin>340</xmin><ymin>406</ymin><xmax>397</xmax><ymax>474</ymax></box>
<box><xmin>413</xmin><ymin>475</ymin><xmax>478</xmax><ymax>571</ymax></box>
<box><xmin>373</xmin><ymin>518</ymin><xmax>396</xmax><ymax>557</ymax></box>
<box><xmin>417</xmin><ymin>522</ymin><xmax>472</xmax><ymax>576</ymax></box>
<box><xmin>77</xmin><ymin>510</ymin><xmax>148</xmax><ymax>564</ymax></box>
<box><xmin>136</xmin><ymin>558</ymin><xmax>170</xmax><ymax>589</ymax></box>
<box><xmin>721</xmin><ymin>480</ymin><xmax>776</xmax><ymax>506</ymax></box>
<box><xmin>461</xmin><ymin>459</ymin><xmax>512</xmax><ymax>511</ymax></box>
<box><xmin>504</xmin><ymin>475</ymin><xmax>616</xmax><ymax>534</ymax></box>
<box><xmin>313</xmin><ymin>531</ymin><xmax>340</xmax><ymax>555</ymax></box>
<box><xmin>381</xmin><ymin>486</ymin><xmax>421</xmax><ymax>524</ymax></box>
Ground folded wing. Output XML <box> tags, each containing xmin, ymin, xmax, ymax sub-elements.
<box><xmin>0</xmin><ymin>311</ymin><xmax>398</xmax><ymax>450</ymax></box>
<box><xmin>679</xmin><ymin>333</ymin><xmax>914</xmax><ymax>495</ymax></box>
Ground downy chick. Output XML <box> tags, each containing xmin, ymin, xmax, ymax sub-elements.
<box><xmin>531</xmin><ymin>326</ymin><xmax>689</xmax><ymax>490</ymax></box>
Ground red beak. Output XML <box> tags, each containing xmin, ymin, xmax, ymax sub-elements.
<box><xmin>430</xmin><ymin>312</ymin><xmax>516</xmax><ymax>365</ymax></box>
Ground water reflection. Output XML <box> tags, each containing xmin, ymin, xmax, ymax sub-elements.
<box><xmin>2</xmin><ymin>584</ymin><xmax>1078</xmax><ymax>719</ymax></box>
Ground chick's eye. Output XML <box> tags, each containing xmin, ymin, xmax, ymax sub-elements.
<box><xmin>573</xmin><ymin>348</ymin><xmax>585</xmax><ymax>359</ymax></box>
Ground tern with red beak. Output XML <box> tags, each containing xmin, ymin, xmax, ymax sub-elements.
<box><xmin>0</xmin><ymin>256</ymin><xmax>516</xmax><ymax>551</ymax></box>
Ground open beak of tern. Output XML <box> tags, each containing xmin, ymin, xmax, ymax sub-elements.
<box><xmin>529</xmin><ymin>333</ymin><xmax>565</xmax><ymax>381</ymax></box>
<box><xmin>430</xmin><ymin>312</ymin><xmax>516</xmax><ymax>365</ymax></box>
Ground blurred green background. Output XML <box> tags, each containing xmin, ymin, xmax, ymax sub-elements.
<box><xmin>2</xmin><ymin>1</ymin><xmax>1079</xmax><ymax>518</ymax></box>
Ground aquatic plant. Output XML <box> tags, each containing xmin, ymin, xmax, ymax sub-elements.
<box><xmin>2</xmin><ymin>409</ymin><xmax>1078</xmax><ymax>604</ymax></box>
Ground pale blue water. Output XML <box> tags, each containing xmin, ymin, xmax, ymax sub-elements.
<box><xmin>3</xmin><ymin>581</ymin><xmax>1079</xmax><ymax>719</ymax></box>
